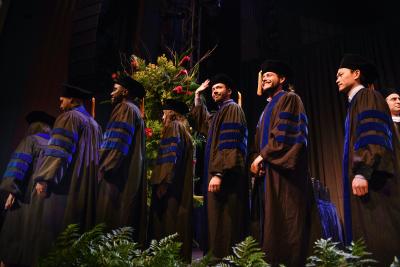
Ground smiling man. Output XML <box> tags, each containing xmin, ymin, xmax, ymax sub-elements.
<box><xmin>336</xmin><ymin>54</ymin><xmax>400</xmax><ymax>266</ymax></box>
<box><xmin>96</xmin><ymin>74</ymin><xmax>147</xmax><ymax>245</ymax></box>
<box><xmin>192</xmin><ymin>73</ymin><xmax>248</xmax><ymax>261</ymax></box>
<box><xmin>249</xmin><ymin>59</ymin><xmax>319</xmax><ymax>266</ymax></box>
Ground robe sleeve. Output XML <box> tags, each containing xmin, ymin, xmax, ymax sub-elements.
<box><xmin>351</xmin><ymin>89</ymin><xmax>395</xmax><ymax>180</ymax></box>
<box><xmin>209</xmin><ymin>104</ymin><xmax>248</xmax><ymax>178</ymax></box>
<box><xmin>99</xmin><ymin>102</ymin><xmax>135</xmax><ymax>177</ymax></box>
<box><xmin>248</xmin><ymin>122</ymin><xmax>262</xmax><ymax>165</ymax></box>
<box><xmin>33</xmin><ymin>111</ymin><xmax>80</xmax><ymax>183</ymax></box>
<box><xmin>151</xmin><ymin>122</ymin><xmax>184</xmax><ymax>185</ymax></box>
<box><xmin>260</xmin><ymin>93</ymin><xmax>308</xmax><ymax>171</ymax></box>
<box><xmin>0</xmin><ymin>136</ymin><xmax>35</xmax><ymax>196</ymax></box>
<box><xmin>190</xmin><ymin>104</ymin><xmax>211</xmax><ymax>136</ymax></box>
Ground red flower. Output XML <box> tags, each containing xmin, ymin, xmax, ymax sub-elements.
<box><xmin>172</xmin><ymin>85</ymin><xmax>183</xmax><ymax>94</ymax></box>
<box><xmin>145</xmin><ymin>128</ymin><xmax>153</xmax><ymax>138</ymax></box>
<box><xmin>176</xmin><ymin>69</ymin><xmax>188</xmax><ymax>77</ymax></box>
<box><xmin>111</xmin><ymin>73</ymin><xmax>118</xmax><ymax>79</ymax></box>
<box><xmin>186</xmin><ymin>90</ymin><xmax>193</xmax><ymax>95</ymax></box>
<box><xmin>179</xmin><ymin>55</ymin><xmax>191</xmax><ymax>66</ymax></box>
<box><xmin>131</xmin><ymin>59</ymin><xmax>139</xmax><ymax>70</ymax></box>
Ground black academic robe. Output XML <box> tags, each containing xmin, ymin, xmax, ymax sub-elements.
<box><xmin>343</xmin><ymin>88</ymin><xmax>400</xmax><ymax>266</ymax></box>
<box><xmin>393</xmin><ymin>120</ymin><xmax>400</xmax><ymax>142</ymax></box>
<box><xmin>96</xmin><ymin>101</ymin><xmax>147</xmax><ymax>245</ymax></box>
<box><xmin>0</xmin><ymin>125</ymin><xmax>49</xmax><ymax>266</ymax></box>
<box><xmin>32</xmin><ymin>105</ymin><xmax>101</xmax><ymax>261</ymax></box>
<box><xmin>191</xmin><ymin>99</ymin><xmax>249</xmax><ymax>260</ymax></box>
<box><xmin>149</xmin><ymin>121</ymin><xmax>193</xmax><ymax>262</ymax></box>
<box><xmin>251</xmin><ymin>91</ymin><xmax>320</xmax><ymax>267</ymax></box>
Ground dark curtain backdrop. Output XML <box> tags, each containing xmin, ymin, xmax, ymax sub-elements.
<box><xmin>0</xmin><ymin>0</ymin><xmax>77</xmax><ymax>175</ymax></box>
<box><xmin>241</xmin><ymin>22</ymin><xmax>400</xmax><ymax>223</ymax></box>
<box><xmin>0</xmin><ymin>0</ymin><xmax>77</xmax><ymax>222</ymax></box>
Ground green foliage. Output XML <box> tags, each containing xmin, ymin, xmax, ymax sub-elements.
<box><xmin>39</xmin><ymin>224</ymin><xmax>184</xmax><ymax>267</ymax></box>
<box><xmin>144</xmin><ymin>119</ymin><xmax>163</xmax><ymax>163</ymax></box>
<box><xmin>306</xmin><ymin>238</ymin><xmax>377</xmax><ymax>267</ymax></box>
<box><xmin>90</xmin><ymin>227</ymin><xmax>140</xmax><ymax>267</ymax></box>
<box><xmin>193</xmin><ymin>194</ymin><xmax>204</xmax><ymax>208</ymax></box>
<box><xmin>346</xmin><ymin>239</ymin><xmax>377</xmax><ymax>267</ymax></box>
<box><xmin>391</xmin><ymin>257</ymin><xmax>400</xmax><ymax>267</ymax></box>
<box><xmin>128</xmin><ymin>48</ymin><xmax>214</xmax><ymax>167</ymax></box>
<box><xmin>218</xmin><ymin>236</ymin><xmax>269</xmax><ymax>267</ymax></box>
<box><xmin>41</xmin><ymin>225</ymin><xmax>384</xmax><ymax>267</ymax></box>
<box><xmin>191</xmin><ymin>253</ymin><xmax>213</xmax><ymax>267</ymax></box>
<box><xmin>39</xmin><ymin>223</ymin><xmax>106</xmax><ymax>267</ymax></box>
<box><xmin>134</xmin><ymin>233</ymin><xmax>184</xmax><ymax>267</ymax></box>
<box><xmin>306</xmin><ymin>239</ymin><xmax>348</xmax><ymax>267</ymax></box>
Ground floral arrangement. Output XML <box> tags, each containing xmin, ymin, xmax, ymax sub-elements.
<box><xmin>131</xmin><ymin>49</ymin><xmax>199</xmax><ymax>164</ymax></box>
<box><xmin>112</xmin><ymin>48</ymin><xmax>214</xmax><ymax>180</ymax></box>
<box><xmin>133</xmin><ymin>49</ymin><xmax>213</xmax><ymax>158</ymax></box>
<box><xmin>111</xmin><ymin>48</ymin><xmax>214</xmax><ymax>208</ymax></box>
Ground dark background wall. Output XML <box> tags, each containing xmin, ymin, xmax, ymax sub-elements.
<box><xmin>0</xmin><ymin>0</ymin><xmax>399</xmax><ymax>224</ymax></box>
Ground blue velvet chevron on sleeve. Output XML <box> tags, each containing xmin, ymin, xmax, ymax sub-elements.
<box><xmin>354</xmin><ymin>110</ymin><xmax>393</xmax><ymax>151</ymax></box>
<box><xmin>156</xmin><ymin>137</ymin><xmax>181</xmax><ymax>165</ymax></box>
<box><xmin>218</xmin><ymin>122</ymin><xmax>247</xmax><ymax>155</ymax></box>
<box><xmin>101</xmin><ymin>121</ymin><xmax>135</xmax><ymax>155</ymax></box>
<box><xmin>44</xmin><ymin>127</ymin><xmax>78</xmax><ymax>162</ymax></box>
<box><xmin>275</xmin><ymin>112</ymin><xmax>308</xmax><ymax>146</ymax></box>
<box><xmin>2</xmin><ymin>152</ymin><xmax>33</xmax><ymax>181</ymax></box>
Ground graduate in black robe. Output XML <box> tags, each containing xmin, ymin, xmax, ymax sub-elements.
<box><xmin>0</xmin><ymin>111</ymin><xmax>54</xmax><ymax>266</ymax></box>
<box><xmin>250</xmin><ymin>60</ymin><xmax>320</xmax><ymax>267</ymax></box>
<box><xmin>191</xmin><ymin>74</ymin><xmax>248</xmax><ymax>260</ymax></box>
<box><xmin>337</xmin><ymin>54</ymin><xmax>400</xmax><ymax>266</ymax></box>
<box><xmin>32</xmin><ymin>84</ymin><xmax>102</xmax><ymax>261</ymax></box>
<box><xmin>96</xmin><ymin>75</ymin><xmax>147</xmax><ymax>245</ymax></box>
<box><xmin>380</xmin><ymin>87</ymin><xmax>400</xmax><ymax>142</ymax></box>
<box><xmin>149</xmin><ymin>99</ymin><xmax>193</xmax><ymax>262</ymax></box>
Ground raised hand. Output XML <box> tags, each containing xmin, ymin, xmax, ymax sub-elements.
<box><xmin>196</xmin><ymin>79</ymin><xmax>211</xmax><ymax>95</ymax></box>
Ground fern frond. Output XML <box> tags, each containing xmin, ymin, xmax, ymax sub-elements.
<box><xmin>390</xmin><ymin>257</ymin><xmax>400</xmax><ymax>267</ymax></box>
<box><xmin>38</xmin><ymin>224</ymin><xmax>84</xmax><ymax>267</ymax></box>
<box><xmin>221</xmin><ymin>236</ymin><xmax>269</xmax><ymax>267</ymax></box>
<box><xmin>306</xmin><ymin>238</ymin><xmax>348</xmax><ymax>267</ymax></box>
<box><xmin>136</xmin><ymin>233</ymin><xmax>184</xmax><ymax>267</ymax></box>
<box><xmin>346</xmin><ymin>238</ymin><xmax>377</xmax><ymax>266</ymax></box>
<box><xmin>191</xmin><ymin>253</ymin><xmax>213</xmax><ymax>267</ymax></box>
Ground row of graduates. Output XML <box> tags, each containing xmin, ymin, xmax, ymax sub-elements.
<box><xmin>1</xmin><ymin>77</ymin><xmax>151</xmax><ymax>266</ymax></box>
<box><xmin>0</xmin><ymin>69</ymin><xmax>311</xmax><ymax>267</ymax></box>
<box><xmin>1</xmin><ymin>53</ymin><xmax>400</xmax><ymax>267</ymax></box>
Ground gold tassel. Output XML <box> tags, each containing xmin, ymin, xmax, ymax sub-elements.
<box><xmin>368</xmin><ymin>83</ymin><xmax>375</xmax><ymax>90</ymax></box>
<box><xmin>238</xmin><ymin>91</ymin><xmax>242</xmax><ymax>107</ymax></box>
<box><xmin>91</xmin><ymin>97</ymin><xmax>96</xmax><ymax>118</ymax></box>
<box><xmin>257</xmin><ymin>70</ymin><xmax>263</xmax><ymax>96</ymax></box>
<box><xmin>140</xmin><ymin>98</ymin><xmax>145</xmax><ymax>118</ymax></box>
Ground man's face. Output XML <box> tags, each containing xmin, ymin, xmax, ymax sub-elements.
<box><xmin>262</xmin><ymin>72</ymin><xmax>284</xmax><ymax>92</ymax></box>
<box><xmin>59</xmin><ymin>97</ymin><xmax>73</xmax><ymax>111</ymax></box>
<box><xmin>386</xmin><ymin>93</ymin><xmax>400</xmax><ymax>116</ymax></box>
<box><xmin>111</xmin><ymin>83</ymin><xmax>127</xmax><ymax>104</ymax></box>
<box><xmin>211</xmin><ymin>83</ymin><xmax>231</xmax><ymax>103</ymax></box>
<box><xmin>336</xmin><ymin>68</ymin><xmax>360</xmax><ymax>93</ymax></box>
<box><xmin>162</xmin><ymin>110</ymin><xmax>168</xmax><ymax>124</ymax></box>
